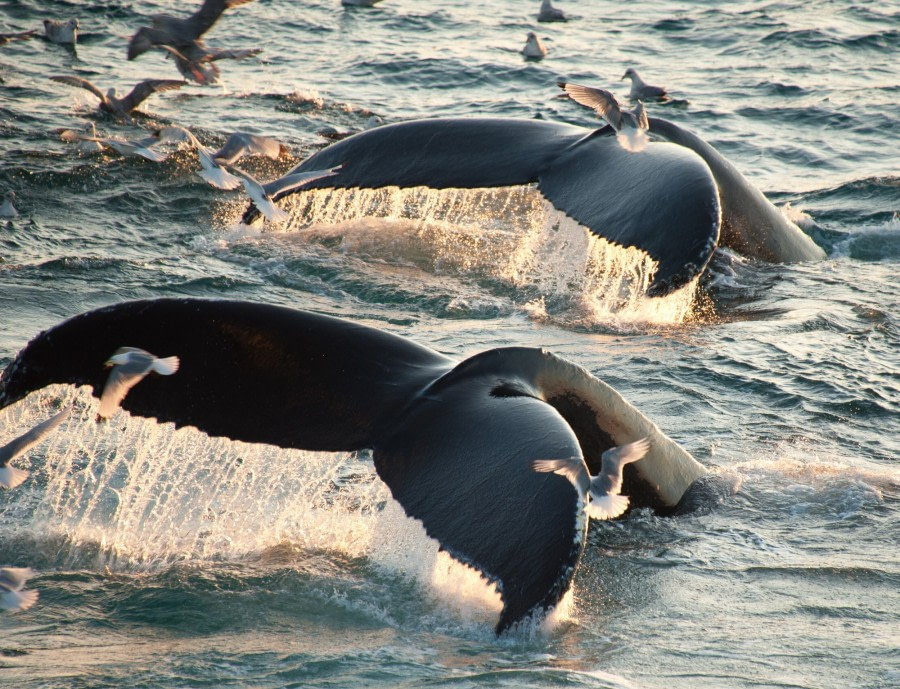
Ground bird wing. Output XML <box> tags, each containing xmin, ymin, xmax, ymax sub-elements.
<box><xmin>98</xmin><ymin>359</ymin><xmax>154</xmax><ymax>419</ymax></box>
<box><xmin>230</xmin><ymin>166</ymin><xmax>266</xmax><ymax>199</ymax></box>
<box><xmin>0</xmin><ymin>567</ymin><xmax>33</xmax><ymax>592</ymax></box>
<box><xmin>0</xmin><ymin>588</ymin><xmax>39</xmax><ymax>611</ymax></box>
<box><xmin>0</xmin><ymin>407</ymin><xmax>70</xmax><ymax>466</ymax></box>
<box><xmin>50</xmin><ymin>75</ymin><xmax>105</xmax><ymax>103</ymax></box>
<box><xmin>197</xmin><ymin>148</ymin><xmax>242</xmax><ymax>189</ymax></box>
<box><xmin>150</xmin><ymin>356</ymin><xmax>180</xmax><ymax>376</ymax></box>
<box><xmin>207</xmin><ymin>47</ymin><xmax>262</xmax><ymax>62</ymax></box>
<box><xmin>634</xmin><ymin>100</ymin><xmax>649</xmax><ymax>130</ymax></box>
<box><xmin>126</xmin><ymin>26</ymin><xmax>159</xmax><ymax>60</ymax></box>
<box><xmin>120</xmin><ymin>79</ymin><xmax>184</xmax><ymax>111</ymax></box>
<box><xmin>599</xmin><ymin>436</ymin><xmax>651</xmax><ymax>493</ymax></box>
<box><xmin>213</xmin><ymin>132</ymin><xmax>280</xmax><ymax>164</ymax></box>
<box><xmin>601</xmin><ymin>436</ymin><xmax>652</xmax><ymax>470</ymax></box>
<box><xmin>532</xmin><ymin>457</ymin><xmax>590</xmax><ymax>497</ymax></box>
<box><xmin>189</xmin><ymin>0</ymin><xmax>255</xmax><ymax>39</ymax></box>
<box><xmin>0</xmin><ymin>30</ymin><xmax>38</xmax><ymax>41</ymax></box>
<box><xmin>558</xmin><ymin>82</ymin><xmax>623</xmax><ymax>130</ymax></box>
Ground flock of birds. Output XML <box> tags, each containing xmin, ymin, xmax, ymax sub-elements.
<box><xmin>0</xmin><ymin>0</ymin><xmax>674</xmax><ymax>222</ymax></box>
<box><xmin>1</xmin><ymin>0</ymin><xmax>671</xmax><ymax>615</ymax></box>
<box><xmin>1</xmin><ymin>0</ymin><xmax>341</xmax><ymax>224</ymax></box>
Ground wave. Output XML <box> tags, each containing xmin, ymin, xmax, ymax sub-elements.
<box><xmin>224</xmin><ymin>185</ymin><xmax>701</xmax><ymax>329</ymax></box>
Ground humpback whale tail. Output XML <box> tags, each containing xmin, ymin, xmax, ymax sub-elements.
<box><xmin>238</xmin><ymin>113</ymin><xmax>823</xmax><ymax>296</ymax></box>
<box><xmin>0</xmin><ymin>298</ymin><xmax>715</xmax><ymax>633</ymax></box>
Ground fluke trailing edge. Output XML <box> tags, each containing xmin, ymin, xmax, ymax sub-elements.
<box><xmin>0</xmin><ymin>298</ymin><xmax>726</xmax><ymax>633</ymax></box>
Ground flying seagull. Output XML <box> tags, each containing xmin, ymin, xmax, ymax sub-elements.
<box><xmin>128</xmin><ymin>0</ymin><xmax>255</xmax><ymax>60</ymax></box>
<box><xmin>558</xmin><ymin>80</ymin><xmax>650</xmax><ymax>152</ymax></box>
<box><xmin>0</xmin><ymin>407</ymin><xmax>71</xmax><ymax>489</ymax></box>
<box><xmin>60</xmin><ymin>130</ymin><xmax>168</xmax><ymax>162</ymax></box>
<box><xmin>0</xmin><ymin>567</ymin><xmax>39</xmax><ymax>612</ymax></box>
<box><xmin>160</xmin><ymin>43</ymin><xmax>262</xmax><ymax>85</ymax></box>
<box><xmin>533</xmin><ymin>437</ymin><xmax>651</xmax><ymax>520</ymax></box>
<box><xmin>98</xmin><ymin>347</ymin><xmax>180</xmax><ymax>420</ymax></box>
<box><xmin>50</xmin><ymin>75</ymin><xmax>184</xmax><ymax>120</ymax></box>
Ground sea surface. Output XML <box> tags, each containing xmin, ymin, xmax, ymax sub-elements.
<box><xmin>1</xmin><ymin>1</ymin><xmax>898</xmax><ymax>687</ymax></box>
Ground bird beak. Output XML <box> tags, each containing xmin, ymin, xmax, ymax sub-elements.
<box><xmin>621</xmin><ymin>73</ymin><xmax>627</xmax><ymax>80</ymax></box>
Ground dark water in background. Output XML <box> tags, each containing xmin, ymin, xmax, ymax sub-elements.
<box><xmin>0</xmin><ymin>1</ymin><xmax>898</xmax><ymax>687</ymax></box>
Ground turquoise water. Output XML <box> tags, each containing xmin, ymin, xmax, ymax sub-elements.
<box><xmin>1</xmin><ymin>1</ymin><xmax>898</xmax><ymax>687</ymax></box>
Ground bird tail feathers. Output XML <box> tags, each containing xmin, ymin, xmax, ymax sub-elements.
<box><xmin>0</xmin><ymin>588</ymin><xmax>39</xmax><ymax>612</ymax></box>
<box><xmin>151</xmin><ymin>356</ymin><xmax>180</xmax><ymax>376</ymax></box>
<box><xmin>586</xmin><ymin>493</ymin><xmax>630</xmax><ymax>520</ymax></box>
<box><xmin>0</xmin><ymin>465</ymin><xmax>28</xmax><ymax>489</ymax></box>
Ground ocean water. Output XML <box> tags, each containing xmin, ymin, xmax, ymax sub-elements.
<box><xmin>0</xmin><ymin>1</ymin><xmax>898</xmax><ymax>687</ymax></box>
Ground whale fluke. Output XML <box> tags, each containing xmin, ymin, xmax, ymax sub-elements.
<box><xmin>240</xmin><ymin>117</ymin><xmax>722</xmax><ymax>295</ymax></box>
<box><xmin>239</xmin><ymin>113</ymin><xmax>825</xmax><ymax>294</ymax></box>
<box><xmin>0</xmin><ymin>298</ymin><xmax>710</xmax><ymax>632</ymax></box>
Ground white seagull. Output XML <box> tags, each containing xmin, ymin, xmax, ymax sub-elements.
<box><xmin>537</xmin><ymin>0</ymin><xmax>567</xmax><ymax>22</ymax></box>
<box><xmin>60</xmin><ymin>131</ymin><xmax>167</xmax><ymax>162</ymax></box>
<box><xmin>210</xmin><ymin>132</ymin><xmax>284</xmax><ymax>165</ymax></box>
<box><xmin>0</xmin><ymin>567</ymin><xmax>39</xmax><ymax>612</ymax></box>
<box><xmin>127</xmin><ymin>0</ymin><xmax>255</xmax><ymax>60</ymax></box>
<box><xmin>60</xmin><ymin>122</ymin><xmax>104</xmax><ymax>154</ymax></box>
<box><xmin>160</xmin><ymin>43</ymin><xmax>262</xmax><ymax>85</ymax></box>
<box><xmin>521</xmin><ymin>32</ymin><xmax>547</xmax><ymax>59</ymax></box>
<box><xmin>43</xmin><ymin>18</ymin><xmax>79</xmax><ymax>45</ymax></box>
<box><xmin>0</xmin><ymin>191</ymin><xmax>18</xmax><ymax>218</ymax></box>
<box><xmin>0</xmin><ymin>407</ymin><xmax>71</xmax><ymax>489</ymax></box>
<box><xmin>622</xmin><ymin>67</ymin><xmax>668</xmax><ymax>101</ymax></box>
<box><xmin>98</xmin><ymin>347</ymin><xmax>180</xmax><ymax>420</ymax></box>
<box><xmin>533</xmin><ymin>436</ymin><xmax>651</xmax><ymax>520</ymax></box>
<box><xmin>234</xmin><ymin>166</ymin><xmax>341</xmax><ymax>224</ymax></box>
<box><xmin>50</xmin><ymin>75</ymin><xmax>184</xmax><ymax>120</ymax></box>
<box><xmin>558</xmin><ymin>80</ymin><xmax>650</xmax><ymax>152</ymax></box>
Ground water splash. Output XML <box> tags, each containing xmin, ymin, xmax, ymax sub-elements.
<box><xmin>1</xmin><ymin>386</ymin><xmax>516</xmax><ymax>627</ymax></box>
<box><xmin>262</xmin><ymin>185</ymin><xmax>699</xmax><ymax>328</ymax></box>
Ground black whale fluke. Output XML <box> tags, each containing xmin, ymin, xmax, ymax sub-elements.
<box><xmin>0</xmin><ymin>298</ymin><xmax>710</xmax><ymax>633</ymax></box>
<box><xmin>240</xmin><ymin>117</ymin><xmax>721</xmax><ymax>296</ymax></box>
<box><xmin>241</xmin><ymin>115</ymin><xmax>826</xmax><ymax>293</ymax></box>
